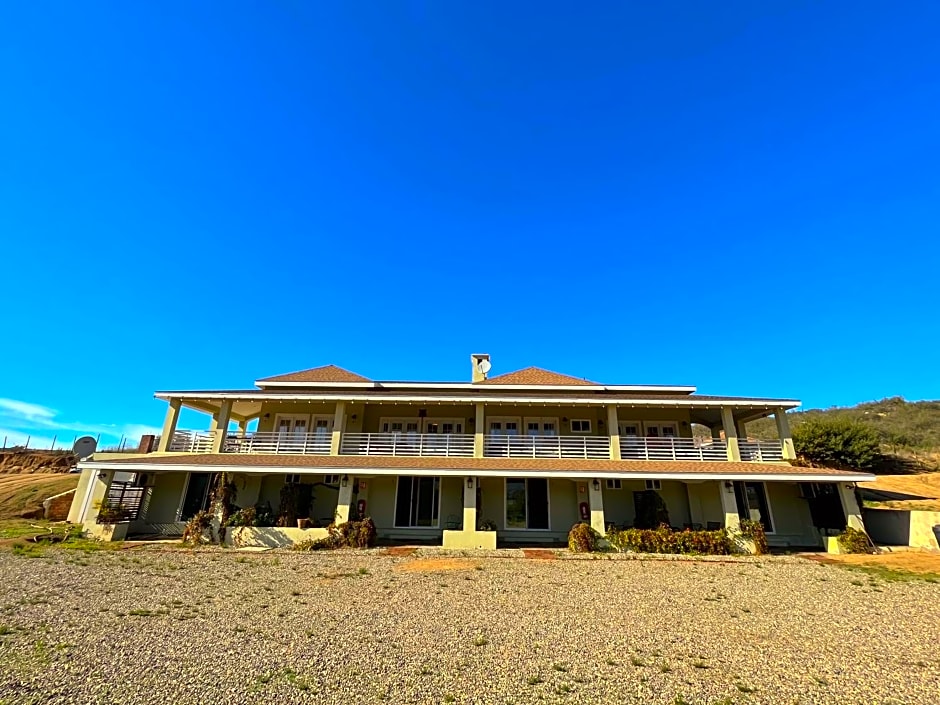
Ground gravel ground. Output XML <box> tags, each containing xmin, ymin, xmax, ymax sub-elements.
<box><xmin>0</xmin><ymin>546</ymin><xmax>938</xmax><ymax>705</ymax></box>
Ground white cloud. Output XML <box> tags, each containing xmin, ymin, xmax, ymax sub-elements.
<box><xmin>0</xmin><ymin>398</ymin><xmax>57</xmax><ymax>421</ymax></box>
<box><xmin>0</xmin><ymin>397</ymin><xmax>160</xmax><ymax>450</ymax></box>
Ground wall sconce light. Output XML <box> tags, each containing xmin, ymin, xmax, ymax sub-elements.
<box><xmin>98</xmin><ymin>471</ymin><xmax>108</xmax><ymax>480</ymax></box>
<box><xmin>562</xmin><ymin>417</ymin><xmax>569</xmax><ymax>423</ymax></box>
<box><xmin>350</xmin><ymin>414</ymin><xmax>357</xmax><ymax>421</ymax></box>
<box><xmin>592</xmin><ymin>478</ymin><xmax>600</xmax><ymax>491</ymax></box>
<box><xmin>341</xmin><ymin>475</ymin><xmax>349</xmax><ymax>487</ymax></box>
<box><xmin>844</xmin><ymin>484</ymin><xmax>853</xmax><ymax>490</ymax></box>
<box><xmin>263</xmin><ymin>413</ymin><xmax>270</xmax><ymax>419</ymax></box>
<box><xmin>467</xmin><ymin>477</ymin><xmax>474</xmax><ymax>489</ymax></box>
<box><xmin>724</xmin><ymin>481</ymin><xmax>733</xmax><ymax>490</ymax></box>
<box><xmin>598</xmin><ymin>419</ymin><xmax>605</xmax><ymax>427</ymax></box>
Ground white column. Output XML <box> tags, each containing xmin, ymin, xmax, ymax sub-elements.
<box><xmin>210</xmin><ymin>400</ymin><xmax>233</xmax><ymax>453</ymax></box>
<box><xmin>330</xmin><ymin>401</ymin><xmax>347</xmax><ymax>456</ymax></box>
<box><xmin>82</xmin><ymin>469</ymin><xmax>114</xmax><ymax>530</ymax></box>
<box><xmin>463</xmin><ymin>477</ymin><xmax>477</xmax><ymax>530</ymax></box>
<box><xmin>335</xmin><ymin>475</ymin><xmax>354</xmax><ymax>523</ymax></box>
<box><xmin>775</xmin><ymin>412</ymin><xmax>797</xmax><ymax>460</ymax></box>
<box><xmin>588</xmin><ymin>480</ymin><xmax>605</xmax><ymax>534</ymax></box>
<box><xmin>606</xmin><ymin>405</ymin><xmax>621</xmax><ymax>460</ymax></box>
<box><xmin>719</xmin><ymin>481</ymin><xmax>741</xmax><ymax>532</ymax></box>
<box><xmin>720</xmin><ymin>407</ymin><xmax>741</xmax><ymax>461</ymax></box>
<box><xmin>156</xmin><ymin>398</ymin><xmax>182</xmax><ymax>452</ymax></box>
<box><xmin>837</xmin><ymin>483</ymin><xmax>865</xmax><ymax>531</ymax></box>
<box><xmin>473</xmin><ymin>403</ymin><xmax>485</xmax><ymax>458</ymax></box>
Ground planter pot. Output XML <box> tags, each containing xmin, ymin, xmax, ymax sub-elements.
<box><xmin>297</xmin><ymin>518</ymin><xmax>312</xmax><ymax>529</ymax></box>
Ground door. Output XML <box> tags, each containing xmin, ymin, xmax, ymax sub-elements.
<box><xmin>486</xmin><ymin>418</ymin><xmax>520</xmax><ymax>456</ymax></box>
<box><xmin>275</xmin><ymin>415</ymin><xmax>309</xmax><ymax>452</ymax></box>
<box><xmin>312</xmin><ymin>417</ymin><xmax>333</xmax><ymax>452</ymax></box>
<box><xmin>733</xmin><ymin>481</ymin><xmax>774</xmax><ymax>533</ymax></box>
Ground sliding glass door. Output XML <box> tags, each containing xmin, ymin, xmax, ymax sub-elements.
<box><xmin>394</xmin><ymin>476</ymin><xmax>441</xmax><ymax>528</ymax></box>
<box><xmin>505</xmin><ymin>478</ymin><xmax>550</xmax><ymax>530</ymax></box>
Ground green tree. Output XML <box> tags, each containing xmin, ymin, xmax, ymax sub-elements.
<box><xmin>792</xmin><ymin>417</ymin><xmax>882</xmax><ymax>470</ymax></box>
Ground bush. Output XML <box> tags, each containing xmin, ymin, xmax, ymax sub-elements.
<box><xmin>291</xmin><ymin>517</ymin><xmax>377</xmax><ymax>551</ymax></box>
<box><xmin>182</xmin><ymin>511</ymin><xmax>213</xmax><ymax>545</ymax></box>
<box><xmin>837</xmin><ymin>526</ymin><xmax>873</xmax><ymax>554</ymax></box>
<box><xmin>739</xmin><ymin>519</ymin><xmax>769</xmax><ymax>555</ymax></box>
<box><xmin>606</xmin><ymin>524</ymin><xmax>731</xmax><ymax>555</ymax></box>
<box><xmin>793</xmin><ymin>417</ymin><xmax>882</xmax><ymax>470</ymax></box>
<box><xmin>567</xmin><ymin>522</ymin><xmax>600</xmax><ymax>553</ymax></box>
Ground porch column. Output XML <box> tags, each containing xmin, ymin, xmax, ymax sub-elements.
<box><xmin>330</xmin><ymin>401</ymin><xmax>346</xmax><ymax>456</ymax></box>
<box><xmin>473</xmin><ymin>403</ymin><xmax>485</xmax><ymax>458</ymax></box>
<box><xmin>720</xmin><ymin>407</ymin><xmax>741</xmax><ymax>461</ymax></box>
<box><xmin>67</xmin><ymin>468</ymin><xmax>97</xmax><ymax>523</ymax></box>
<box><xmin>719</xmin><ymin>481</ymin><xmax>741</xmax><ymax>532</ymax></box>
<box><xmin>836</xmin><ymin>483</ymin><xmax>865</xmax><ymax>531</ymax></box>
<box><xmin>334</xmin><ymin>475</ymin><xmax>354</xmax><ymax>523</ymax></box>
<box><xmin>606</xmin><ymin>405</ymin><xmax>621</xmax><ymax>460</ymax></box>
<box><xmin>156</xmin><ymin>398</ymin><xmax>182</xmax><ymax>452</ymax></box>
<box><xmin>588</xmin><ymin>479</ymin><xmax>605</xmax><ymax>534</ymax></box>
<box><xmin>356</xmin><ymin>478</ymin><xmax>370</xmax><ymax>519</ymax></box>
<box><xmin>774</xmin><ymin>412</ymin><xmax>797</xmax><ymax>460</ymax></box>
<box><xmin>210</xmin><ymin>400</ymin><xmax>233</xmax><ymax>453</ymax></box>
<box><xmin>237</xmin><ymin>419</ymin><xmax>248</xmax><ymax>436</ymax></box>
<box><xmin>82</xmin><ymin>469</ymin><xmax>114</xmax><ymax>530</ymax></box>
<box><xmin>463</xmin><ymin>477</ymin><xmax>477</xmax><ymax>530</ymax></box>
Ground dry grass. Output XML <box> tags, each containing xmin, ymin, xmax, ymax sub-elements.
<box><xmin>0</xmin><ymin>474</ymin><xmax>79</xmax><ymax>520</ymax></box>
<box><xmin>393</xmin><ymin>558</ymin><xmax>480</xmax><ymax>573</ymax></box>
<box><xmin>860</xmin><ymin>473</ymin><xmax>940</xmax><ymax>511</ymax></box>
<box><xmin>810</xmin><ymin>551</ymin><xmax>940</xmax><ymax>576</ymax></box>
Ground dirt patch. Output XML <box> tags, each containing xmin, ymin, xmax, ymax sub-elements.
<box><xmin>807</xmin><ymin>551</ymin><xmax>940</xmax><ymax>575</ymax></box>
<box><xmin>384</xmin><ymin>547</ymin><xmax>417</xmax><ymax>557</ymax></box>
<box><xmin>394</xmin><ymin>558</ymin><xmax>479</xmax><ymax>573</ymax></box>
<box><xmin>522</xmin><ymin>549</ymin><xmax>557</xmax><ymax>560</ymax></box>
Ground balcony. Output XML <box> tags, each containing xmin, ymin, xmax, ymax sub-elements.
<box><xmin>340</xmin><ymin>433</ymin><xmax>474</xmax><ymax>457</ymax></box>
<box><xmin>161</xmin><ymin>430</ymin><xmax>785</xmax><ymax>463</ymax></box>
<box><xmin>484</xmin><ymin>435</ymin><xmax>611</xmax><ymax>459</ymax></box>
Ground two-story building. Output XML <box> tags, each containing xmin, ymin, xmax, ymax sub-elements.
<box><xmin>69</xmin><ymin>355</ymin><xmax>873</xmax><ymax>550</ymax></box>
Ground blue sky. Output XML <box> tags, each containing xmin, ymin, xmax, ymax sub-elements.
<box><xmin>1</xmin><ymin>1</ymin><xmax>938</xmax><ymax>449</ymax></box>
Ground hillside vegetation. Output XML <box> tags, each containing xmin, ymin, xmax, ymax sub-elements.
<box><xmin>0</xmin><ymin>450</ymin><xmax>76</xmax><ymax>474</ymax></box>
<box><xmin>747</xmin><ymin>397</ymin><xmax>940</xmax><ymax>472</ymax></box>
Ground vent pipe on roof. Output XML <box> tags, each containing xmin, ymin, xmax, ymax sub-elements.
<box><xmin>471</xmin><ymin>353</ymin><xmax>491</xmax><ymax>382</ymax></box>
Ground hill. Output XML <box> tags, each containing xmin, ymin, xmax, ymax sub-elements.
<box><xmin>746</xmin><ymin>397</ymin><xmax>940</xmax><ymax>472</ymax></box>
<box><xmin>0</xmin><ymin>449</ymin><xmax>76</xmax><ymax>474</ymax></box>
<box><xmin>0</xmin><ymin>473</ymin><xmax>79</xmax><ymax>520</ymax></box>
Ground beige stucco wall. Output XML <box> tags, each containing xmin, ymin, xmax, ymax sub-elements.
<box><xmin>864</xmin><ymin>509</ymin><xmax>940</xmax><ymax>550</ymax></box>
<box><xmin>140</xmin><ymin>472</ymin><xmax>187</xmax><ymax>523</ymax></box>
<box><xmin>364</xmin><ymin>475</ymin><xmax>463</xmax><ymax>539</ymax></box>
<box><xmin>601</xmin><ymin>480</ymin><xmax>692</xmax><ymax>528</ymax></box>
<box><xmin>252</xmin><ymin>402</ymin><xmax>694</xmax><ymax>438</ymax></box>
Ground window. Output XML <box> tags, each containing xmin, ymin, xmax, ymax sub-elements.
<box><xmin>285</xmin><ymin>474</ymin><xmax>301</xmax><ymax>484</ymax></box>
<box><xmin>324</xmin><ymin>474</ymin><xmax>340</xmax><ymax>485</ymax></box>
<box><xmin>619</xmin><ymin>423</ymin><xmax>640</xmax><ymax>437</ymax></box>
<box><xmin>733</xmin><ymin>481</ymin><xmax>774</xmax><ymax>533</ymax></box>
<box><xmin>380</xmin><ymin>419</ymin><xmax>420</xmax><ymax>434</ymax></box>
<box><xmin>644</xmin><ymin>479</ymin><xmax>662</xmax><ymax>490</ymax></box>
<box><xmin>394</xmin><ymin>476</ymin><xmax>440</xmax><ymax>527</ymax></box>
<box><xmin>606</xmin><ymin>479</ymin><xmax>622</xmax><ymax>490</ymax></box>
<box><xmin>505</xmin><ymin>478</ymin><xmax>550</xmax><ymax>530</ymax></box>
<box><xmin>524</xmin><ymin>418</ymin><xmax>558</xmax><ymax>436</ymax></box>
<box><xmin>570</xmin><ymin>419</ymin><xmax>592</xmax><ymax>433</ymax></box>
<box><xmin>645</xmin><ymin>423</ymin><xmax>678</xmax><ymax>438</ymax></box>
<box><xmin>489</xmin><ymin>418</ymin><xmax>520</xmax><ymax>435</ymax></box>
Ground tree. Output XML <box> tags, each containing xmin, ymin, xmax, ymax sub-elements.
<box><xmin>792</xmin><ymin>417</ymin><xmax>881</xmax><ymax>470</ymax></box>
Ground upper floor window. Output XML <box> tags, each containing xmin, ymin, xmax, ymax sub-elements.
<box><xmin>286</xmin><ymin>474</ymin><xmax>301</xmax><ymax>484</ymax></box>
<box><xmin>570</xmin><ymin>419</ymin><xmax>592</xmax><ymax>433</ymax></box>
<box><xmin>645</xmin><ymin>479</ymin><xmax>662</xmax><ymax>490</ymax></box>
<box><xmin>324</xmin><ymin>474</ymin><xmax>341</xmax><ymax>485</ymax></box>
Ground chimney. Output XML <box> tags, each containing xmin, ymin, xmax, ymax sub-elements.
<box><xmin>470</xmin><ymin>353</ymin><xmax>491</xmax><ymax>382</ymax></box>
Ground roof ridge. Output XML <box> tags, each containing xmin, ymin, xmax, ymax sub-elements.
<box><xmin>257</xmin><ymin>364</ymin><xmax>372</xmax><ymax>384</ymax></box>
<box><xmin>481</xmin><ymin>365</ymin><xmax>598</xmax><ymax>386</ymax></box>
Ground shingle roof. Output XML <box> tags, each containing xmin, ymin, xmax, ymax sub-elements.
<box><xmin>88</xmin><ymin>453</ymin><xmax>870</xmax><ymax>478</ymax></box>
<box><xmin>257</xmin><ymin>365</ymin><xmax>371</xmax><ymax>384</ymax></box>
<box><xmin>480</xmin><ymin>366</ymin><xmax>597</xmax><ymax>386</ymax></box>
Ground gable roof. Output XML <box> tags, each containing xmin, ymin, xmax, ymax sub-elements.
<box><xmin>256</xmin><ymin>364</ymin><xmax>371</xmax><ymax>384</ymax></box>
<box><xmin>480</xmin><ymin>366</ymin><xmax>597</xmax><ymax>386</ymax></box>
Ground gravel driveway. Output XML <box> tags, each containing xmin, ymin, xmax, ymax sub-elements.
<box><xmin>0</xmin><ymin>547</ymin><xmax>938</xmax><ymax>704</ymax></box>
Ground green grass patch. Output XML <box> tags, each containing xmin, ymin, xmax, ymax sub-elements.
<box><xmin>846</xmin><ymin>565</ymin><xmax>940</xmax><ymax>583</ymax></box>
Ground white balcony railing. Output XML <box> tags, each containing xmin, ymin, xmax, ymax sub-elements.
<box><xmin>739</xmin><ymin>440</ymin><xmax>785</xmax><ymax>462</ymax></box>
<box><xmin>619</xmin><ymin>437</ymin><xmax>729</xmax><ymax>461</ymax></box>
<box><xmin>484</xmin><ymin>435</ymin><xmax>611</xmax><ymax>459</ymax></box>
<box><xmin>167</xmin><ymin>430</ymin><xmax>217</xmax><ymax>453</ymax></box>
<box><xmin>224</xmin><ymin>432</ymin><xmax>332</xmax><ymax>455</ymax></box>
<box><xmin>340</xmin><ymin>433</ymin><xmax>475</xmax><ymax>457</ymax></box>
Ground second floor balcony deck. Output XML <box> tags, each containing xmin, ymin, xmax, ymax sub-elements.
<box><xmin>164</xmin><ymin>430</ymin><xmax>785</xmax><ymax>463</ymax></box>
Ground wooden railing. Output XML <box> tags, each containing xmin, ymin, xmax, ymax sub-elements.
<box><xmin>340</xmin><ymin>433</ymin><xmax>475</xmax><ymax>457</ymax></box>
<box><xmin>167</xmin><ymin>430</ymin><xmax>216</xmax><ymax>453</ymax></box>
<box><xmin>224</xmin><ymin>432</ymin><xmax>332</xmax><ymax>455</ymax></box>
<box><xmin>739</xmin><ymin>440</ymin><xmax>785</xmax><ymax>462</ymax></box>
<box><xmin>484</xmin><ymin>435</ymin><xmax>611</xmax><ymax>459</ymax></box>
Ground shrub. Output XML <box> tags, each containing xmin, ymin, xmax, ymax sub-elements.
<box><xmin>182</xmin><ymin>511</ymin><xmax>213</xmax><ymax>545</ymax></box>
<box><xmin>291</xmin><ymin>517</ymin><xmax>377</xmax><ymax>551</ymax></box>
<box><xmin>739</xmin><ymin>519</ymin><xmax>769</xmax><ymax>555</ymax></box>
<box><xmin>567</xmin><ymin>522</ymin><xmax>600</xmax><ymax>553</ymax></box>
<box><xmin>793</xmin><ymin>417</ymin><xmax>882</xmax><ymax>470</ymax></box>
<box><xmin>225</xmin><ymin>506</ymin><xmax>258</xmax><ymax>528</ymax></box>
<box><xmin>478</xmin><ymin>519</ymin><xmax>497</xmax><ymax>531</ymax></box>
<box><xmin>837</xmin><ymin>526</ymin><xmax>874</xmax><ymax>554</ymax></box>
<box><xmin>606</xmin><ymin>525</ymin><xmax>731</xmax><ymax>555</ymax></box>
